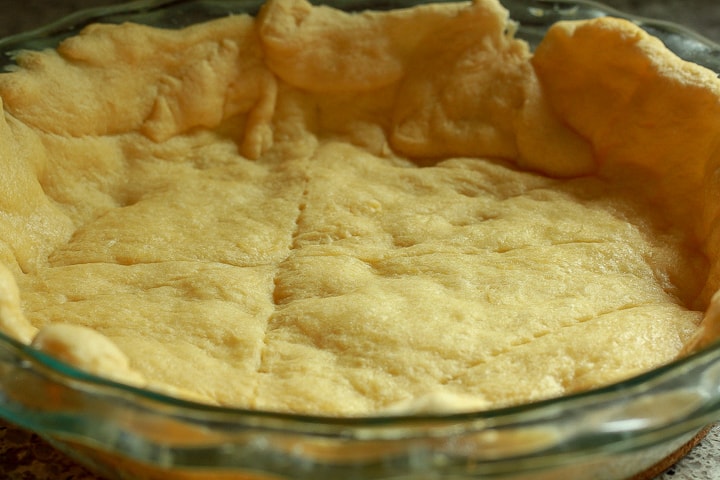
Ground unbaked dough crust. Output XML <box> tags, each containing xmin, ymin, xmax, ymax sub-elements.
<box><xmin>0</xmin><ymin>0</ymin><xmax>717</xmax><ymax>415</ymax></box>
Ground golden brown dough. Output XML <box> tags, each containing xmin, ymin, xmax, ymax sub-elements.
<box><xmin>0</xmin><ymin>0</ymin><xmax>716</xmax><ymax>415</ymax></box>
<box><xmin>532</xmin><ymin>16</ymin><xmax>720</xmax><ymax>349</ymax></box>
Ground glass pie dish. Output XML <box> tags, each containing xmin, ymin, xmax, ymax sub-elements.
<box><xmin>1</xmin><ymin>0</ymin><xmax>720</xmax><ymax>479</ymax></box>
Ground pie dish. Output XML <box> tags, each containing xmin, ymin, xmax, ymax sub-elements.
<box><xmin>0</xmin><ymin>0</ymin><xmax>719</xmax><ymax>479</ymax></box>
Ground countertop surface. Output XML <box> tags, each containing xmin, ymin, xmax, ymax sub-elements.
<box><xmin>0</xmin><ymin>0</ymin><xmax>718</xmax><ymax>479</ymax></box>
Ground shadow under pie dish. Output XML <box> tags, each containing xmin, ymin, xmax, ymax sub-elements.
<box><xmin>0</xmin><ymin>0</ymin><xmax>719</xmax><ymax>478</ymax></box>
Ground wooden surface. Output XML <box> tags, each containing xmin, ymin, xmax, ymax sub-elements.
<box><xmin>0</xmin><ymin>419</ymin><xmax>99</xmax><ymax>480</ymax></box>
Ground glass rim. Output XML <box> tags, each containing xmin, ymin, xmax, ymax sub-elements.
<box><xmin>3</xmin><ymin>327</ymin><xmax>720</xmax><ymax>431</ymax></box>
<box><xmin>0</xmin><ymin>0</ymin><xmax>719</xmax><ymax>61</ymax></box>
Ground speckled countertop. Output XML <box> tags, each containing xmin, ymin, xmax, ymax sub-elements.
<box><xmin>0</xmin><ymin>1</ymin><xmax>718</xmax><ymax>479</ymax></box>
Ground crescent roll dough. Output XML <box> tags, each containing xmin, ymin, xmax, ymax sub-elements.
<box><xmin>0</xmin><ymin>0</ymin><xmax>716</xmax><ymax>415</ymax></box>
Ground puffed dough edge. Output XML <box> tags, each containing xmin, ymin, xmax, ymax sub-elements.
<box><xmin>0</xmin><ymin>263</ymin><xmax>213</xmax><ymax>403</ymax></box>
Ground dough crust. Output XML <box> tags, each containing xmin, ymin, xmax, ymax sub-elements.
<box><xmin>0</xmin><ymin>0</ymin><xmax>716</xmax><ymax>415</ymax></box>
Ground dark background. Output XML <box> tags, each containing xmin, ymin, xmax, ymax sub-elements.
<box><xmin>0</xmin><ymin>0</ymin><xmax>718</xmax><ymax>43</ymax></box>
